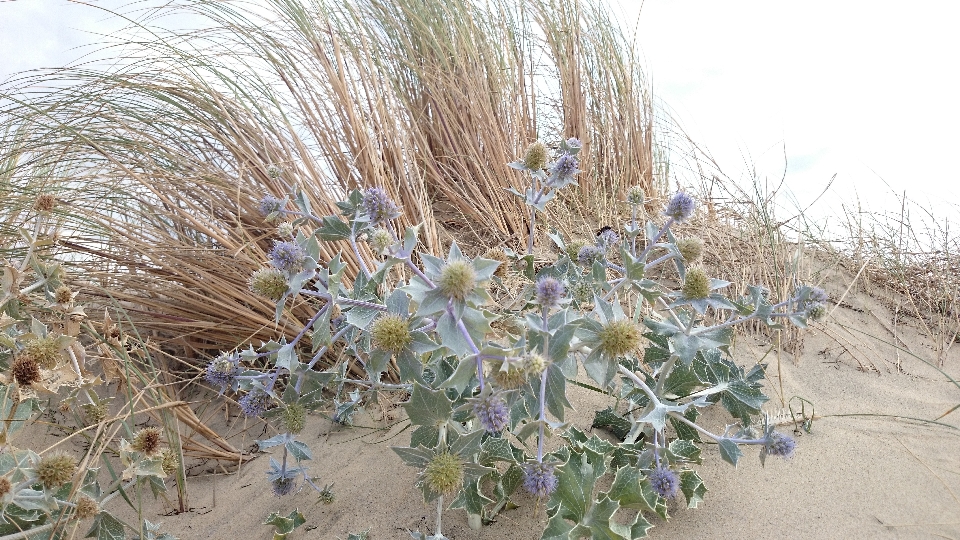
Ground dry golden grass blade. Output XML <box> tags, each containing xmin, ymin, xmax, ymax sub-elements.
<box><xmin>0</xmin><ymin>0</ymin><xmax>659</xmax><ymax>361</ymax></box>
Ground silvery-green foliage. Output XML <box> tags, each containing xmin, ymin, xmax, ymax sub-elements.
<box><xmin>229</xmin><ymin>137</ymin><xmax>815</xmax><ymax>539</ymax></box>
<box><xmin>0</xmin><ymin>205</ymin><xmax>180</xmax><ymax>540</ymax></box>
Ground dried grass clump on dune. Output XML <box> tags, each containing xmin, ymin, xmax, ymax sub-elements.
<box><xmin>0</xmin><ymin>0</ymin><xmax>656</xmax><ymax>363</ymax></box>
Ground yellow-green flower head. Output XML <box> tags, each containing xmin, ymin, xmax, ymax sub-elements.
<box><xmin>626</xmin><ymin>186</ymin><xmax>645</xmax><ymax>206</ymax></box>
<box><xmin>317</xmin><ymin>485</ymin><xmax>335</xmax><ymax>505</ymax></box>
<box><xmin>132</xmin><ymin>427</ymin><xmax>163</xmax><ymax>456</ymax></box>
<box><xmin>523</xmin><ymin>141</ymin><xmax>548</xmax><ymax>171</ymax></box>
<box><xmin>11</xmin><ymin>356</ymin><xmax>41</xmax><ymax>386</ymax></box>
<box><xmin>36</xmin><ymin>453</ymin><xmax>77</xmax><ymax>489</ymax></box>
<box><xmin>807</xmin><ymin>303</ymin><xmax>827</xmax><ymax>321</ymax></box>
<box><xmin>370</xmin><ymin>314</ymin><xmax>411</xmax><ymax>353</ymax></box>
<box><xmin>683</xmin><ymin>267</ymin><xmax>711</xmax><ymax>299</ymax></box>
<box><xmin>525</xmin><ymin>353</ymin><xmax>547</xmax><ymax>375</ymax></box>
<box><xmin>598</xmin><ymin>319</ymin><xmax>642</xmax><ymax>358</ymax></box>
<box><xmin>483</xmin><ymin>248</ymin><xmax>508</xmax><ymax>278</ymax></box>
<box><xmin>249</xmin><ymin>268</ymin><xmax>288</xmax><ymax>301</ymax></box>
<box><xmin>438</xmin><ymin>260</ymin><xmax>477</xmax><ymax>301</ymax></box>
<box><xmin>565</xmin><ymin>240</ymin><xmax>586</xmax><ymax>262</ymax></box>
<box><xmin>570</xmin><ymin>281</ymin><xmax>594</xmax><ymax>306</ymax></box>
<box><xmin>23</xmin><ymin>337</ymin><xmax>60</xmax><ymax>370</ymax></box>
<box><xmin>277</xmin><ymin>222</ymin><xmax>296</xmax><ymax>238</ymax></box>
<box><xmin>369</xmin><ymin>228</ymin><xmax>393</xmax><ymax>255</ymax></box>
<box><xmin>161</xmin><ymin>449</ymin><xmax>180</xmax><ymax>477</ymax></box>
<box><xmin>423</xmin><ymin>452</ymin><xmax>464</xmax><ymax>496</ymax></box>
<box><xmin>676</xmin><ymin>238</ymin><xmax>703</xmax><ymax>262</ymax></box>
<box><xmin>54</xmin><ymin>285</ymin><xmax>73</xmax><ymax>304</ymax></box>
<box><xmin>73</xmin><ymin>495</ymin><xmax>99</xmax><ymax>520</ymax></box>
<box><xmin>282</xmin><ymin>403</ymin><xmax>307</xmax><ymax>434</ymax></box>
<box><xmin>83</xmin><ymin>403</ymin><xmax>108</xmax><ymax>425</ymax></box>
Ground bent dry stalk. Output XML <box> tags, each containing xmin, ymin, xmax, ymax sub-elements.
<box><xmin>219</xmin><ymin>135</ymin><xmax>821</xmax><ymax>539</ymax></box>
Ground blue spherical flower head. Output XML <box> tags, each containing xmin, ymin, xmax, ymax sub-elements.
<box><xmin>549</xmin><ymin>154</ymin><xmax>580</xmax><ymax>186</ymax></box>
<box><xmin>562</xmin><ymin>137</ymin><xmax>582</xmax><ymax>155</ymax></box>
<box><xmin>596</xmin><ymin>227</ymin><xmax>620</xmax><ymax>250</ymax></box>
<box><xmin>257</xmin><ymin>195</ymin><xmax>283</xmax><ymax>218</ymax></box>
<box><xmin>648</xmin><ymin>465</ymin><xmax>679</xmax><ymax>498</ymax></box>
<box><xmin>577</xmin><ymin>245</ymin><xmax>603</xmax><ymax>266</ymax></box>
<box><xmin>664</xmin><ymin>191</ymin><xmax>696</xmax><ymax>222</ymax></box>
<box><xmin>271</xmin><ymin>477</ymin><xmax>296</xmax><ymax>497</ymax></box>
<box><xmin>808</xmin><ymin>286</ymin><xmax>828</xmax><ymax>304</ymax></box>
<box><xmin>239</xmin><ymin>388</ymin><xmax>272</xmax><ymax>418</ymax></box>
<box><xmin>269</xmin><ymin>240</ymin><xmax>306</xmax><ymax>274</ymax></box>
<box><xmin>362</xmin><ymin>187</ymin><xmax>400</xmax><ymax>225</ymax></box>
<box><xmin>765</xmin><ymin>431</ymin><xmax>796</xmax><ymax>459</ymax></box>
<box><xmin>522</xmin><ymin>461</ymin><xmax>558</xmax><ymax>499</ymax></box>
<box><xmin>535</xmin><ymin>276</ymin><xmax>566</xmax><ymax>309</ymax></box>
<box><xmin>204</xmin><ymin>354</ymin><xmax>240</xmax><ymax>393</ymax></box>
<box><xmin>472</xmin><ymin>393</ymin><xmax>510</xmax><ymax>434</ymax></box>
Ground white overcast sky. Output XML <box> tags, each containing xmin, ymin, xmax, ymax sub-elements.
<box><xmin>2</xmin><ymin>0</ymin><xmax>958</xmax><ymax>240</ymax></box>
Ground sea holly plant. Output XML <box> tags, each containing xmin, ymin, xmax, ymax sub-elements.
<box><xmin>0</xmin><ymin>195</ymin><xmax>181</xmax><ymax>539</ymax></box>
<box><xmin>226</xmin><ymin>137</ymin><xmax>821</xmax><ymax>539</ymax></box>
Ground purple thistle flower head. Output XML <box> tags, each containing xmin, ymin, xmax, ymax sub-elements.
<box><xmin>239</xmin><ymin>388</ymin><xmax>272</xmax><ymax>418</ymax></box>
<box><xmin>808</xmin><ymin>286</ymin><xmax>829</xmax><ymax>304</ymax></box>
<box><xmin>522</xmin><ymin>461</ymin><xmax>558</xmax><ymax>498</ymax></box>
<box><xmin>271</xmin><ymin>477</ymin><xmax>296</xmax><ymax>497</ymax></box>
<box><xmin>362</xmin><ymin>187</ymin><xmax>400</xmax><ymax>224</ymax></box>
<box><xmin>257</xmin><ymin>195</ymin><xmax>283</xmax><ymax>217</ymax></box>
<box><xmin>473</xmin><ymin>393</ymin><xmax>510</xmax><ymax>434</ymax></box>
<box><xmin>766</xmin><ymin>432</ymin><xmax>796</xmax><ymax>458</ymax></box>
<box><xmin>648</xmin><ymin>465</ymin><xmax>679</xmax><ymax>498</ymax></box>
<box><xmin>535</xmin><ymin>276</ymin><xmax>566</xmax><ymax>309</ymax></box>
<box><xmin>549</xmin><ymin>154</ymin><xmax>580</xmax><ymax>185</ymax></box>
<box><xmin>577</xmin><ymin>245</ymin><xmax>603</xmax><ymax>266</ymax></box>
<box><xmin>664</xmin><ymin>191</ymin><xmax>696</xmax><ymax>222</ymax></box>
<box><xmin>596</xmin><ymin>227</ymin><xmax>620</xmax><ymax>249</ymax></box>
<box><xmin>204</xmin><ymin>354</ymin><xmax>240</xmax><ymax>392</ymax></box>
<box><xmin>562</xmin><ymin>137</ymin><xmax>582</xmax><ymax>155</ymax></box>
<box><xmin>269</xmin><ymin>240</ymin><xmax>306</xmax><ymax>274</ymax></box>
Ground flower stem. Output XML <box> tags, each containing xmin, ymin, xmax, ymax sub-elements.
<box><xmin>526</xmin><ymin>184</ymin><xmax>547</xmax><ymax>255</ymax></box>
<box><xmin>404</xmin><ymin>258</ymin><xmax>435</xmax><ymax>288</ymax></box>
<box><xmin>537</xmin><ymin>308</ymin><xmax>549</xmax><ymax>462</ymax></box>
<box><xmin>668</xmin><ymin>413</ymin><xmax>764</xmax><ymax>445</ymax></box>
<box><xmin>434</xmin><ymin>495</ymin><xmax>444</xmax><ymax>537</ymax></box>
<box><xmin>349</xmin><ymin>220</ymin><xmax>372</xmax><ymax>279</ymax></box>
<box><xmin>637</xmin><ymin>217</ymin><xmax>674</xmax><ymax>262</ymax></box>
